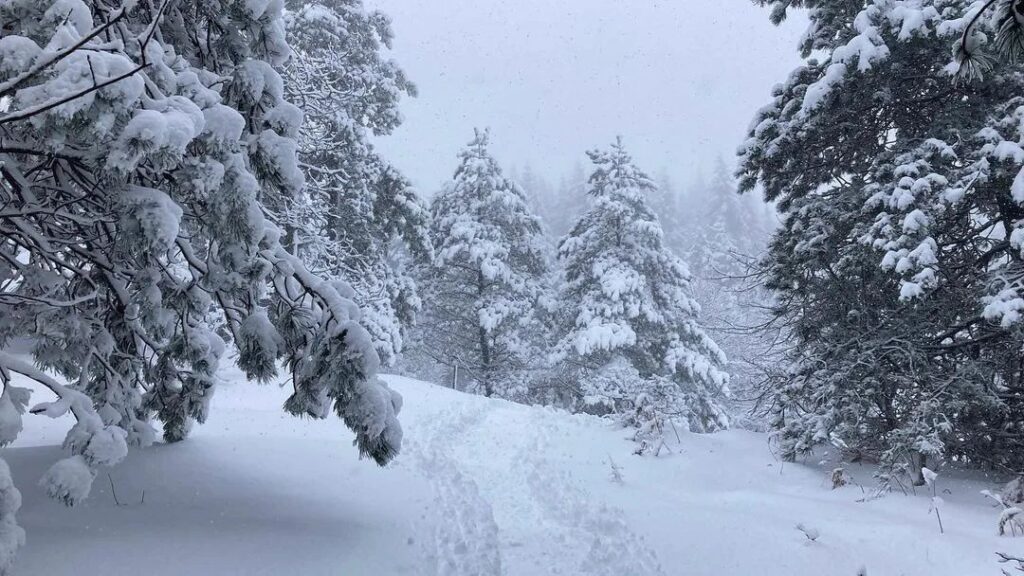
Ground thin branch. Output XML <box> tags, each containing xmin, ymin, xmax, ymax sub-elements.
<box><xmin>960</xmin><ymin>0</ymin><xmax>1001</xmax><ymax>57</ymax></box>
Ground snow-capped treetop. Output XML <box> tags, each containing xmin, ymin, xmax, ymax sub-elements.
<box><xmin>433</xmin><ymin>130</ymin><xmax>549</xmax><ymax>298</ymax></box>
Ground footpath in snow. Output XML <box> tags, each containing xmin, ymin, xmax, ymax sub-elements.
<box><xmin>6</xmin><ymin>368</ymin><xmax>1024</xmax><ymax>575</ymax></box>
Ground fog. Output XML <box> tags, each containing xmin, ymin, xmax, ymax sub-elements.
<box><xmin>366</xmin><ymin>0</ymin><xmax>808</xmax><ymax>191</ymax></box>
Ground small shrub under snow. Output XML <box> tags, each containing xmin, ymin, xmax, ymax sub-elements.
<box><xmin>40</xmin><ymin>456</ymin><xmax>94</xmax><ymax>507</ymax></box>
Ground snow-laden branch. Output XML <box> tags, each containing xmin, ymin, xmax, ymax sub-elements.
<box><xmin>0</xmin><ymin>351</ymin><xmax>98</xmax><ymax>426</ymax></box>
<box><xmin>0</xmin><ymin>8</ymin><xmax>128</xmax><ymax>98</ymax></box>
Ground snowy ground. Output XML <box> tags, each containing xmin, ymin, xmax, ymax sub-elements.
<box><xmin>7</xmin><ymin>366</ymin><xmax>1024</xmax><ymax>575</ymax></box>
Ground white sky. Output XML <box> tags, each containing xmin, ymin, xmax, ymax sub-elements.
<box><xmin>365</xmin><ymin>0</ymin><xmax>808</xmax><ymax>191</ymax></box>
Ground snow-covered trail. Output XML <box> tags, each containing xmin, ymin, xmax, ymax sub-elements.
<box><xmin>389</xmin><ymin>375</ymin><xmax>1023</xmax><ymax>576</ymax></box>
<box><xmin>406</xmin><ymin>400</ymin><xmax>502</xmax><ymax>575</ymax></box>
<box><xmin>5</xmin><ymin>368</ymin><xmax>1024</xmax><ymax>575</ymax></box>
<box><xmin>399</xmin><ymin>379</ymin><xmax>662</xmax><ymax>576</ymax></box>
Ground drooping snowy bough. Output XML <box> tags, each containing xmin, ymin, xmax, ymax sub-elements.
<box><xmin>0</xmin><ymin>0</ymin><xmax>402</xmax><ymax>567</ymax></box>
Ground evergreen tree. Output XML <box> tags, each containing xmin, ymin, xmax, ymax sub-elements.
<box><xmin>744</xmin><ymin>0</ymin><xmax>1024</xmax><ymax>481</ymax></box>
<box><xmin>680</xmin><ymin>169</ymin><xmax>708</xmax><ymax>238</ymax></box>
<box><xmin>555</xmin><ymin>138</ymin><xmax>729</xmax><ymax>433</ymax></box>
<box><xmin>283</xmin><ymin>0</ymin><xmax>431</xmax><ymax>366</ymax></box>
<box><xmin>515</xmin><ymin>163</ymin><xmax>555</xmax><ymax>229</ymax></box>
<box><xmin>413</xmin><ymin>130</ymin><xmax>550</xmax><ymax>398</ymax></box>
<box><xmin>0</xmin><ymin>0</ymin><xmax>403</xmax><ymax>558</ymax></box>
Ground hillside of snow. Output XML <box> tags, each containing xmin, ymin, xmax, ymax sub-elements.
<box><xmin>7</xmin><ymin>366</ymin><xmax>1023</xmax><ymax>575</ymax></box>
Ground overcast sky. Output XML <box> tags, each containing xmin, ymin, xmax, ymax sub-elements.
<box><xmin>365</xmin><ymin>0</ymin><xmax>808</xmax><ymax>192</ymax></box>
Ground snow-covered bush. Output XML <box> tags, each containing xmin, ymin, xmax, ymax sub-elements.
<box><xmin>40</xmin><ymin>455</ymin><xmax>93</xmax><ymax>507</ymax></box>
<box><xmin>1002</xmin><ymin>476</ymin><xmax>1024</xmax><ymax>508</ymax></box>
<box><xmin>571</xmin><ymin>357</ymin><xmax>635</xmax><ymax>415</ymax></box>
<box><xmin>574</xmin><ymin>358</ymin><xmax>686</xmax><ymax>455</ymax></box>
<box><xmin>983</xmin><ymin>476</ymin><xmax>1024</xmax><ymax>536</ymax></box>
<box><xmin>830</xmin><ymin>468</ymin><xmax>848</xmax><ymax>490</ymax></box>
<box><xmin>999</xmin><ymin>507</ymin><xmax>1024</xmax><ymax>537</ymax></box>
<box><xmin>622</xmin><ymin>377</ymin><xmax>679</xmax><ymax>456</ymax></box>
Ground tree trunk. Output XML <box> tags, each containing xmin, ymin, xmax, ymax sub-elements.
<box><xmin>479</xmin><ymin>325</ymin><xmax>493</xmax><ymax>397</ymax></box>
<box><xmin>909</xmin><ymin>451</ymin><xmax>927</xmax><ymax>487</ymax></box>
<box><xmin>477</xmin><ymin>271</ymin><xmax>493</xmax><ymax>397</ymax></box>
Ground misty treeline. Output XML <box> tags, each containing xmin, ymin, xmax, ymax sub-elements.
<box><xmin>2</xmin><ymin>0</ymin><xmax>1024</xmax><ymax>569</ymax></box>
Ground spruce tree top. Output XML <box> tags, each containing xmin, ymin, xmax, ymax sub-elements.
<box><xmin>433</xmin><ymin>129</ymin><xmax>548</xmax><ymax>296</ymax></box>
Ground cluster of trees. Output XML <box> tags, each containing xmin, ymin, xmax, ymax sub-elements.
<box><xmin>402</xmin><ymin>133</ymin><xmax>777</xmax><ymax>448</ymax></box>
<box><xmin>0</xmin><ymin>0</ymin><xmax>768</xmax><ymax>563</ymax></box>
<box><xmin>744</xmin><ymin>0</ymin><xmax>1024</xmax><ymax>486</ymax></box>
<box><xmin>667</xmin><ymin>161</ymin><xmax>777</xmax><ymax>424</ymax></box>
<box><xmin>0</xmin><ymin>1</ymin><xmax>763</xmax><ymax>567</ymax></box>
<box><xmin>513</xmin><ymin>157</ymin><xmax>777</xmax><ymax>425</ymax></box>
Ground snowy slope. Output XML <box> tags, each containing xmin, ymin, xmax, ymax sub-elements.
<box><xmin>6</xmin><ymin>366</ymin><xmax>1023</xmax><ymax>575</ymax></box>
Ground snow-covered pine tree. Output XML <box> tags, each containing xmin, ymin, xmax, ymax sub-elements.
<box><xmin>555</xmin><ymin>138</ymin><xmax>730</xmax><ymax>434</ymax></box>
<box><xmin>283</xmin><ymin>0</ymin><xmax>431</xmax><ymax>366</ymax></box>
<box><xmin>743</xmin><ymin>0</ymin><xmax>1024</xmax><ymax>480</ymax></box>
<box><xmin>413</xmin><ymin>130</ymin><xmax>551</xmax><ymax>399</ymax></box>
<box><xmin>515</xmin><ymin>164</ymin><xmax>555</xmax><ymax>229</ymax></box>
<box><xmin>0</xmin><ymin>0</ymin><xmax>402</xmax><ymax>556</ymax></box>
